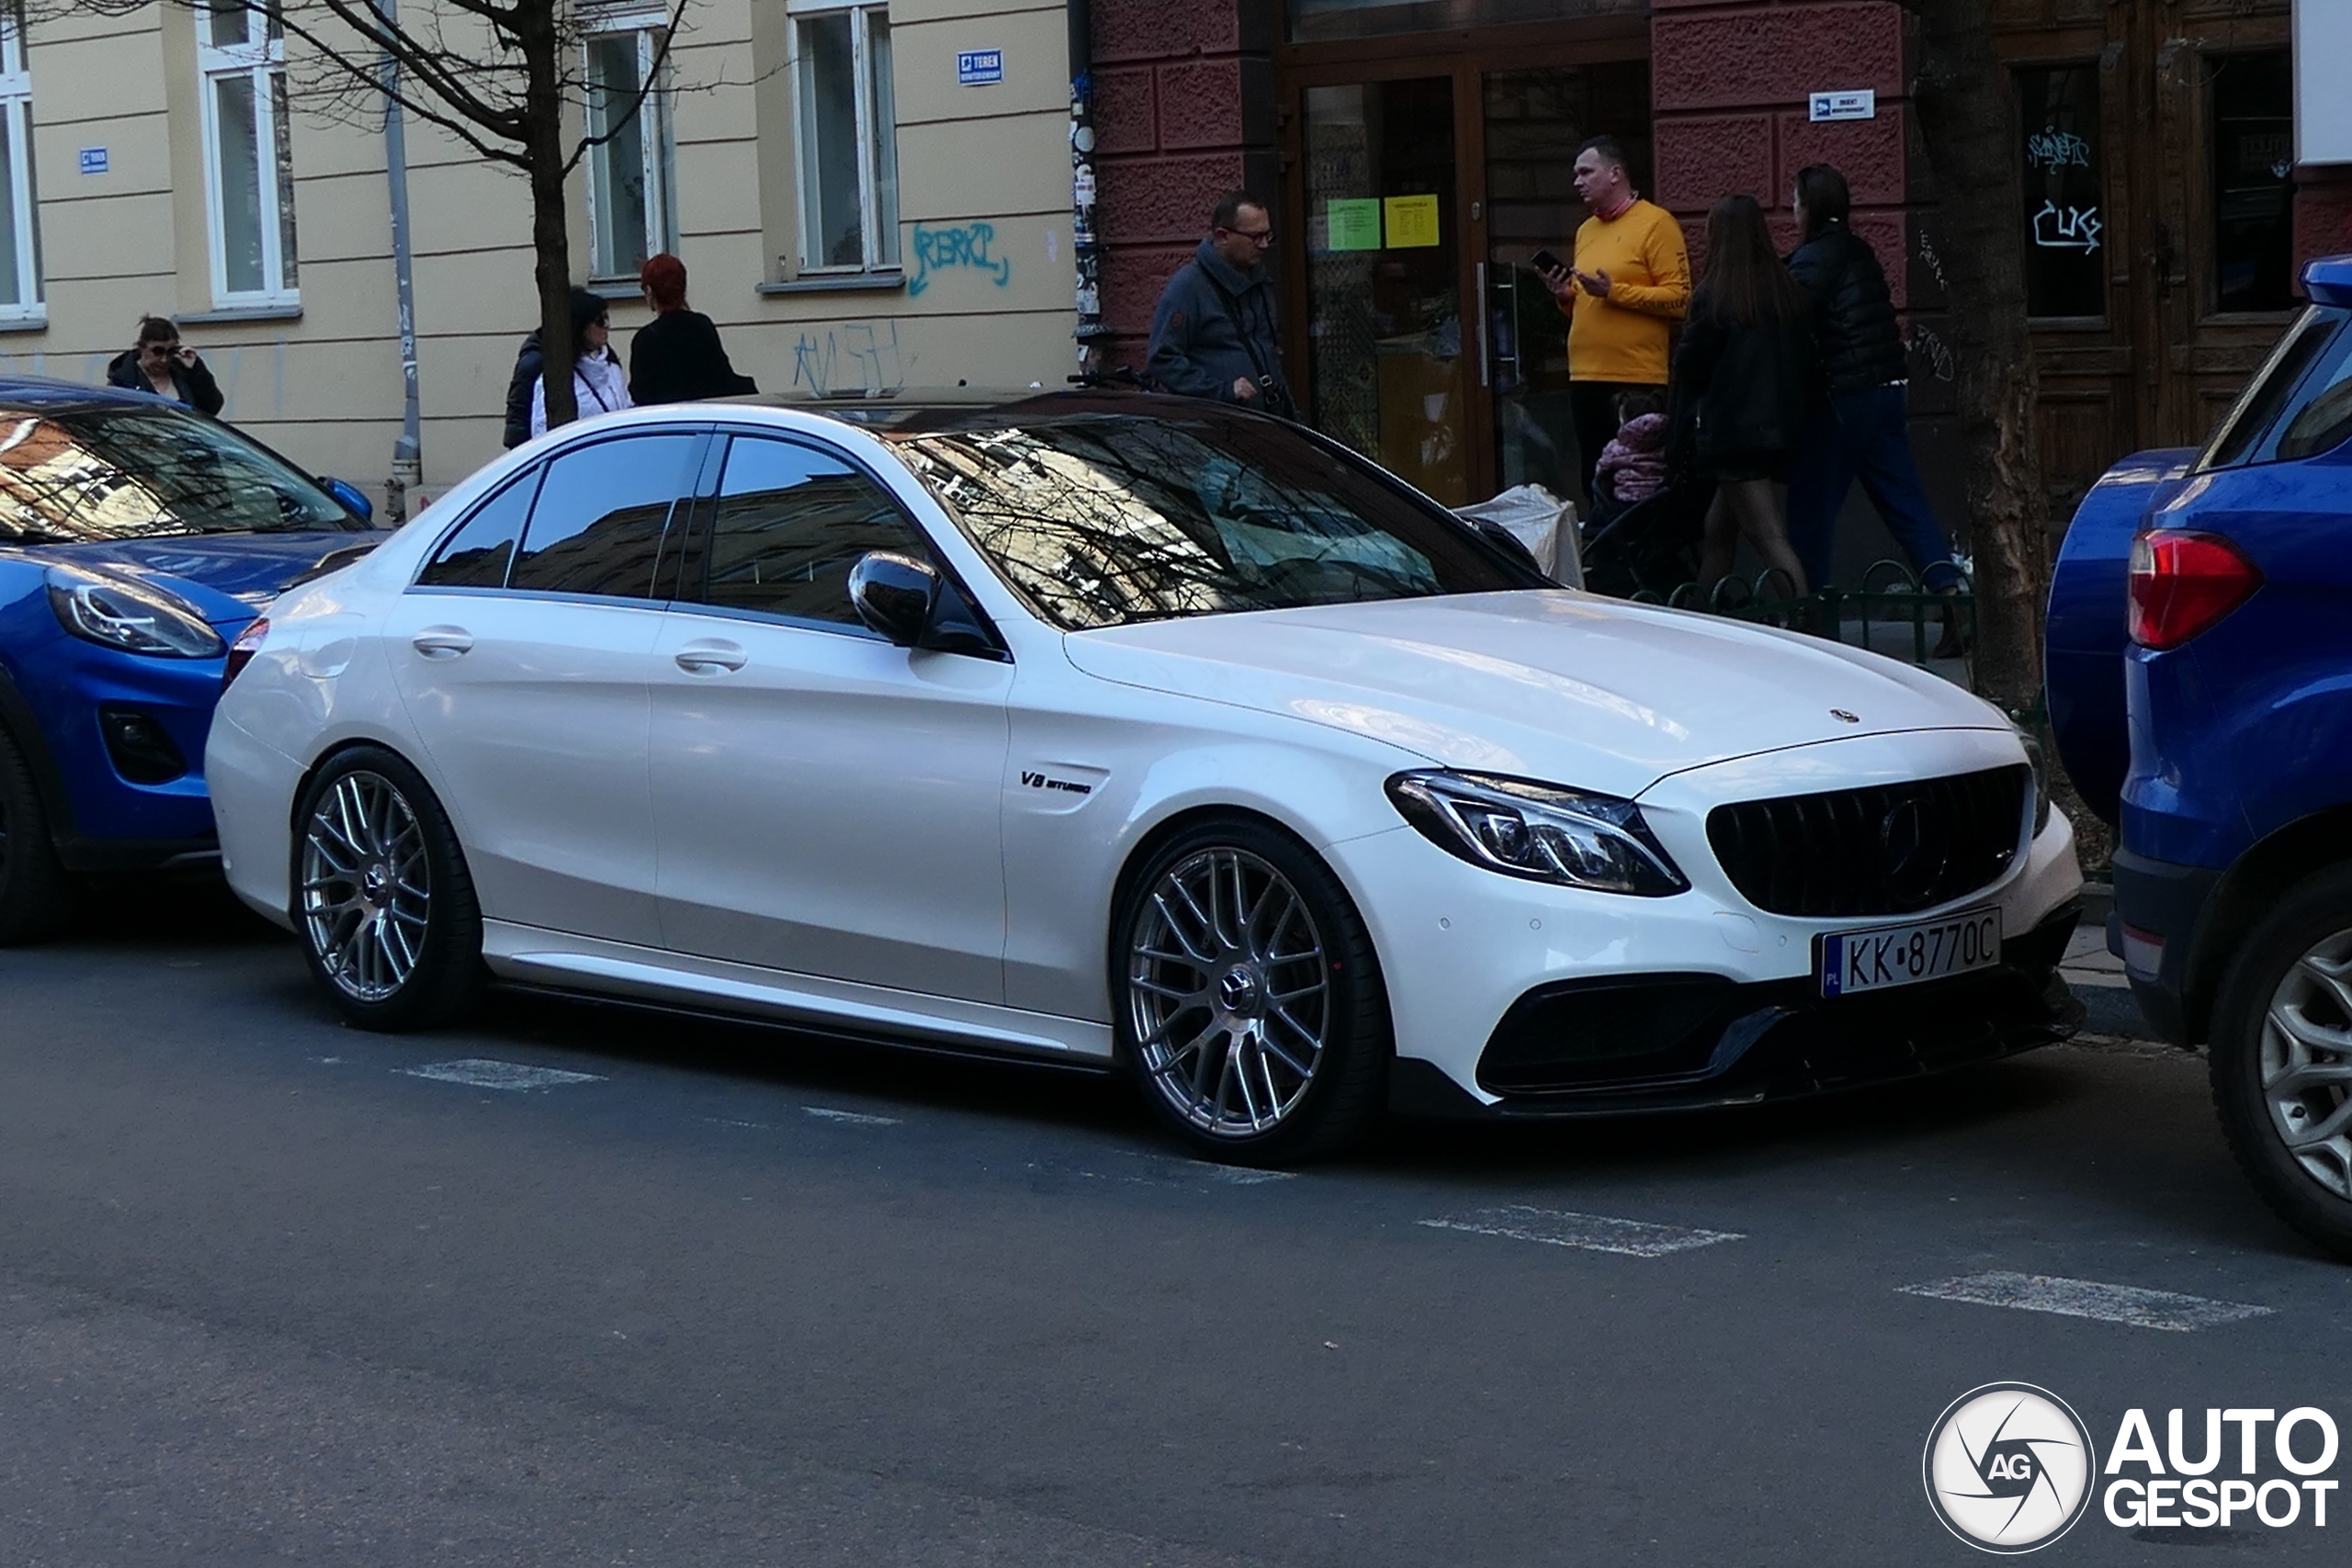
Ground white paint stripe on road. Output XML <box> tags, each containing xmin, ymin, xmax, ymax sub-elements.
<box><xmin>1419</xmin><ymin>1205</ymin><xmax>1744</xmax><ymax>1258</ymax></box>
<box><xmin>401</xmin><ymin>1059</ymin><xmax>605</xmax><ymax>1090</ymax></box>
<box><xmin>1896</xmin><ymin>1271</ymin><xmax>2274</xmax><ymax>1332</ymax></box>
<box><xmin>801</xmin><ymin>1106</ymin><xmax>901</xmax><ymax>1126</ymax></box>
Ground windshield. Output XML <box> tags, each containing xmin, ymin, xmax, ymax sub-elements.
<box><xmin>877</xmin><ymin>409</ymin><xmax>1536</xmax><ymax>630</ymax></box>
<box><xmin>0</xmin><ymin>402</ymin><xmax>359</xmax><ymax>545</ymax></box>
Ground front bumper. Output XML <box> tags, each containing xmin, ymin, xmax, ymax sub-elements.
<box><xmin>1390</xmin><ymin>901</ymin><xmax>2080</xmax><ymax>1118</ymax></box>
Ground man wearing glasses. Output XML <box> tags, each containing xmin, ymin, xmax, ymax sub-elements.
<box><xmin>1147</xmin><ymin>190</ymin><xmax>1295</xmax><ymax>417</ymax></box>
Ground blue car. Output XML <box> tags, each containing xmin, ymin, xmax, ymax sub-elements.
<box><xmin>2048</xmin><ymin>254</ymin><xmax>2352</xmax><ymax>1258</ymax></box>
<box><xmin>0</xmin><ymin>378</ymin><xmax>385</xmax><ymax>942</ymax></box>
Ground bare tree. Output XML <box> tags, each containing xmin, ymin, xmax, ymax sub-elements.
<box><xmin>43</xmin><ymin>0</ymin><xmax>686</xmax><ymax>430</ymax></box>
<box><xmin>1898</xmin><ymin>0</ymin><xmax>2048</xmax><ymax>722</ymax></box>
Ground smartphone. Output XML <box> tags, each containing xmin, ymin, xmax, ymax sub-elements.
<box><xmin>1529</xmin><ymin>248</ymin><xmax>1565</xmax><ymax>274</ymax></box>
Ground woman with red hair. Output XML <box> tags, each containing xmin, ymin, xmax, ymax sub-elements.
<box><xmin>628</xmin><ymin>254</ymin><xmax>758</xmax><ymax>405</ymax></box>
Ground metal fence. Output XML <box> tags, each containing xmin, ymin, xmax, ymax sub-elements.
<box><xmin>1619</xmin><ymin>559</ymin><xmax>1976</xmax><ymax>675</ymax></box>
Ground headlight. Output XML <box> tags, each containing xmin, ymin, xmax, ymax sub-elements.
<box><xmin>2014</xmin><ymin>723</ymin><xmax>2053</xmax><ymax>837</ymax></box>
<box><xmin>1386</xmin><ymin>770</ymin><xmax>1687</xmax><ymax>896</ymax></box>
<box><xmin>46</xmin><ymin>568</ymin><xmax>226</xmax><ymax>659</ymax></box>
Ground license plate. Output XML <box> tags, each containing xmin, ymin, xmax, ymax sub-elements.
<box><xmin>1818</xmin><ymin>908</ymin><xmax>2002</xmax><ymax>998</ymax></box>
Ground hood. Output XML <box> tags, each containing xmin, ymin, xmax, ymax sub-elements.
<box><xmin>34</xmin><ymin>530</ymin><xmax>393</xmax><ymax>626</ymax></box>
<box><xmin>1063</xmin><ymin>592</ymin><xmax>2006</xmax><ymax>798</ymax></box>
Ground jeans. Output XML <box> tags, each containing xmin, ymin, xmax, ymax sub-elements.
<box><xmin>1785</xmin><ymin>382</ymin><xmax>1962</xmax><ymax>592</ymax></box>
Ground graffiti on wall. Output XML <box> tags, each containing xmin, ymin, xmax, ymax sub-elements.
<box><xmin>790</xmin><ymin>318</ymin><xmax>906</xmax><ymax>398</ymax></box>
<box><xmin>2030</xmin><ymin>200</ymin><xmax>2102</xmax><ymax>253</ymax></box>
<box><xmin>909</xmin><ymin>222</ymin><xmax>1012</xmax><ymax>298</ymax></box>
<box><xmin>2025</xmin><ymin>128</ymin><xmax>2092</xmax><ymax>169</ymax></box>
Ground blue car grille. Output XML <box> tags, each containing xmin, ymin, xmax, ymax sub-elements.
<box><xmin>1705</xmin><ymin>764</ymin><xmax>2030</xmax><ymax>919</ymax></box>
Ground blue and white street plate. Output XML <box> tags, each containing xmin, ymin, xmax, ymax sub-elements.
<box><xmin>957</xmin><ymin>50</ymin><xmax>1003</xmax><ymax>86</ymax></box>
<box><xmin>1819</xmin><ymin>907</ymin><xmax>2001</xmax><ymax>998</ymax></box>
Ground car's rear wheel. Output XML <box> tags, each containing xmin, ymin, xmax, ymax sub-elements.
<box><xmin>294</xmin><ymin>747</ymin><xmax>481</xmax><ymax>1031</ymax></box>
<box><xmin>1114</xmin><ymin>819</ymin><xmax>1389</xmax><ymax>1164</ymax></box>
<box><xmin>2210</xmin><ymin>863</ymin><xmax>2352</xmax><ymax>1260</ymax></box>
<box><xmin>0</xmin><ymin>726</ymin><xmax>70</xmax><ymax>945</ymax></box>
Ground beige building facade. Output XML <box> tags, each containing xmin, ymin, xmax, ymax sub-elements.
<box><xmin>1</xmin><ymin>0</ymin><xmax>1080</xmax><ymax>504</ymax></box>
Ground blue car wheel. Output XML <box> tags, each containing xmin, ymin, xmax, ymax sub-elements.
<box><xmin>0</xmin><ymin>724</ymin><xmax>69</xmax><ymax>942</ymax></box>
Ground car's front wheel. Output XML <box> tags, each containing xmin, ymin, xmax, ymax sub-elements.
<box><xmin>2210</xmin><ymin>863</ymin><xmax>2352</xmax><ymax>1260</ymax></box>
<box><xmin>1114</xmin><ymin>819</ymin><xmax>1389</xmax><ymax>1164</ymax></box>
<box><xmin>0</xmin><ymin>725</ymin><xmax>69</xmax><ymax>945</ymax></box>
<box><xmin>293</xmin><ymin>747</ymin><xmax>481</xmax><ymax>1031</ymax></box>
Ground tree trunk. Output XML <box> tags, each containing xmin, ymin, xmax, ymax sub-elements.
<box><xmin>1904</xmin><ymin>0</ymin><xmax>2048</xmax><ymax>720</ymax></box>
<box><xmin>520</xmin><ymin>0</ymin><xmax>577</xmax><ymax>431</ymax></box>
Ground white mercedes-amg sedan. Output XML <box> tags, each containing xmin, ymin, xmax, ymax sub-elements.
<box><xmin>207</xmin><ymin>392</ymin><xmax>2082</xmax><ymax>1161</ymax></box>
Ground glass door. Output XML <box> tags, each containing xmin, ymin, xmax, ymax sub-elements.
<box><xmin>1479</xmin><ymin>63</ymin><xmax>1651</xmax><ymax>501</ymax></box>
<box><xmin>1299</xmin><ymin>77</ymin><xmax>1472</xmax><ymax>505</ymax></box>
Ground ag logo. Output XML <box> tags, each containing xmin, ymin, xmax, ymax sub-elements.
<box><xmin>1924</xmin><ymin>1383</ymin><xmax>2098</xmax><ymax>1553</ymax></box>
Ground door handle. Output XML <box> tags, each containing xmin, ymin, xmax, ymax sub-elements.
<box><xmin>1475</xmin><ymin>260</ymin><xmax>1491</xmax><ymax>389</ymax></box>
<box><xmin>410</xmin><ymin>627</ymin><xmax>473</xmax><ymax>659</ymax></box>
<box><xmin>674</xmin><ymin>639</ymin><xmax>747</xmax><ymax>674</ymax></box>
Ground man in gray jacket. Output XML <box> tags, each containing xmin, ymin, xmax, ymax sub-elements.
<box><xmin>1146</xmin><ymin>191</ymin><xmax>1294</xmax><ymax>416</ymax></box>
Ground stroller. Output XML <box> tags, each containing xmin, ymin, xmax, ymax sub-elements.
<box><xmin>1577</xmin><ymin>468</ymin><xmax>1716</xmax><ymax>601</ymax></box>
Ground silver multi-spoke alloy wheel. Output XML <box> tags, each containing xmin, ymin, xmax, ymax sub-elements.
<box><xmin>1128</xmin><ymin>846</ymin><xmax>1330</xmax><ymax>1139</ymax></box>
<box><xmin>2259</xmin><ymin>927</ymin><xmax>2352</xmax><ymax>1201</ymax></box>
<box><xmin>301</xmin><ymin>770</ymin><xmax>431</xmax><ymax>1003</ymax></box>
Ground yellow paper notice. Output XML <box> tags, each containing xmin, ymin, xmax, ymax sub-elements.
<box><xmin>1384</xmin><ymin>193</ymin><xmax>1441</xmax><ymax>249</ymax></box>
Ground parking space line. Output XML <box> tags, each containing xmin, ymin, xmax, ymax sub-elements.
<box><xmin>801</xmin><ymin>1106</ymin><xmax>901</xmax><ymax>1126</ymax></box>
<box><xmin>401</xmin><ymin>1059</ymin><xmax>606</xmax><ymax>1091</ymax></box>
<box><xmin>1896</xmin><ymin>1270</ymin><xmax>2274</xmax><ymax>1331</ymax></box>
<box><xmin>1419</xmin><ymin>1205</ymin><xmax>1744</xmax><ymax>1257</ymax></box>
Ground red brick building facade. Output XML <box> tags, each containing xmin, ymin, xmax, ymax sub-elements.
<box><xmin>1086</xmin><ymin>0</ymin><xmax>2320</xmax><ymax>558</ymax></box>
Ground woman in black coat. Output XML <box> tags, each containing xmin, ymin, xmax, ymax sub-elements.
<box><xmin>104</xmin><ymin>315</ymin><xmax>225</xmax><ymax>417</ymax></box>
<box><xmin>1671</xmin><ymin>195</ymin><xmax>1815</xmax><ymax>595</ymax></box>
<box><xmin>628</xmin><ymin>254</ymin><xmax>757</xmax><ymax>405</ymax></box>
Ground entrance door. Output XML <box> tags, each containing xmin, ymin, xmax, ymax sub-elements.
<box><xmin>1283</xmin><ymin>46</ymin><xmax>1652</xmax><ymax>508</ymax></box>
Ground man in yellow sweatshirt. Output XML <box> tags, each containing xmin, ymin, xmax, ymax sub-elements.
<box><xmin>1539</xmin><ymin>136</ymin><xmax>1691</xmax><ymax>510</ymax></box>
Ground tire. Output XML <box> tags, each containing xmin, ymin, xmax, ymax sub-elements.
<box><xmin>292</xmin><ymin>746</ymin><xmax>482</xmax><ymax>1031</ymax></box>
<box><xmin>0</xmin><ymin>725</ymin><xmax>70</xmax><ymax>945</ymax></box>
<box><xmin>1113</xmin><ymin>818</ymin><xmax>1390</xmax><ymax>1164</ymax></box>
<box><xmin>2209</xmin><ymin>863</ymin><xmax>2352</xmax><ymax>1261</ymax></box>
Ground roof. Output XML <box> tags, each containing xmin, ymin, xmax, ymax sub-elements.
<box><xmin>714</xmin><ymin>385</ymin><xmax>1264</xmax><ymax>436</ymax></box>
<box><xmin>2306</xmin><ymin>254</ymin><xmax>2352</xmax><ymax>309</ymax></box>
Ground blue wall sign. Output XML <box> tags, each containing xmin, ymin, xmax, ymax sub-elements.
<box><xmin>956</xmin><ymin>50</ymin><xmax>1003</xmax><ymax>87</ymax></box>
<box><xmin>77</xmin><ymin>147</ymin><xmax>108</xmax><ymax>175</ymax></box>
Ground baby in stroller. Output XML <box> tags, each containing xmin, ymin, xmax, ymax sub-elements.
<box><xmin>1580</xmin><ymin>389</ymin><xmax>1715</xmax><ymax>599</ymax></box>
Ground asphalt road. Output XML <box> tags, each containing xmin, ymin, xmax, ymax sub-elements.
<box><xmin>3</xmin><ymin>882</ymin><xmax>2348</xmax><ymax>1566</ymax></box>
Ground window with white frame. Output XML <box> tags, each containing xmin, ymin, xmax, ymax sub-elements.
<box><xmin>791</xmin><ymin>0</ymin><xmax>898</xmax><ymax>272</ymax></box>
<box><xmin>198</xmin><ymin>0</ymin><xmax>298</xmax><ymax>305</ymax></box>
<box><xmin>584</xmin><ymin>7</ymin><xmax>677</xmax><ymax>280</ymax></box>
<box><xmin>0</xmin><ymin>5</ymin><xmax>42</xmax><ymax>321</ymax></box>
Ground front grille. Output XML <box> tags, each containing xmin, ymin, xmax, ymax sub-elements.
<box><xmin>1705</xmin><ymin>764</ymin><xmax>2028</xmax><ymax>919</ymax></box>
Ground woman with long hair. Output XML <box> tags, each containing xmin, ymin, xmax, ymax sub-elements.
<box><xmin>1671</xmin><ymin>194</ymin><xmax>1815</xmax><ymax>595</ymax></box>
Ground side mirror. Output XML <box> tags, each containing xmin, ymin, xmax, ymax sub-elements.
<box><xmin>848</xmin><ymin>551</ymin><xmax>939</xmax><ymax>646</ymax></box>
<box><xmin>321</xmin><ymin>477</ymin><xmax>375</xmax><ymax>523</ymax></box>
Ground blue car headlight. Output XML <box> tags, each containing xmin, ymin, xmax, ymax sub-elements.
<box><xmin>1385</xmin><ymin>770</ymin><xmax>1687</xmax><ymax>896</ymax></box>
<box><xmin>45</xmin><ymin>566</ymin><xmax>226</xmax><ymax>659</ymax></box>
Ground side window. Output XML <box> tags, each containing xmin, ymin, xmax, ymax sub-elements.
<box><xmin>511</xmin><ymin>433</ymin><xmax>698</xmax><ymax>599</ymax></box>
<box><xmin>700</xmin><ymin>435</ymin><xmax>932</xmax><ymax>626</ymax></box>
<box><xmin>417</xmin><ymin>469</ymin><xmax>538</xmax><ymax>588</ymax></box>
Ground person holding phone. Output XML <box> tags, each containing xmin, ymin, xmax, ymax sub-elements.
<box><xmin>105</xmin><ymin>315</ymin><xmax>225</xmax><ymax>417</ymax></box>
<box><xmin>1535</xmin><ymin>136</ymin><xmax>1690</xmax><ymax>510</ymax></box>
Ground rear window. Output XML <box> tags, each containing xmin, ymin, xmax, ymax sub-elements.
<box><xmin>2196</xmin><ymin>306</ymin><xmax>2352</xmax><ymax>470</ymax></box>
<box><xmin>0</xmin><ymin>402</ymin><xmax>358</xmax><ymax>543</ymax></box>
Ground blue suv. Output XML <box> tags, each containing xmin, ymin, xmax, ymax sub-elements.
<box><xmin>2049</xmin><ymin>255</ymin><xmax>2352</xmax><ymax>1258</ymax></box>
<box><xmin>0</xmin><ymin>378</ymin><xmax>384</xmax><ymax>942</ymax></box>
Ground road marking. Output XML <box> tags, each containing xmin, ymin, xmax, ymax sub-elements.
<box><xmin>1896</xmin><ymin>1270</ymin><xmax>2274</xmax><ymax>1332</ymax></box>
<box><xmin>401</xmin><ymin>1058</ymin><xmax>605</xmax><ymax>1091</ymax></box>
<box><xmin>801</xmin><ymin>1106</ymin><xmax>901</xmax><ymax>1126</ymax></box>
<box><xmin>1419</xmin><ymin>1205</ymin><xmax>1744</xmax><ymax>1257</ymax></box>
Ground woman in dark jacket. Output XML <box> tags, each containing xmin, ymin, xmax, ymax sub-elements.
<box><xmin>104</xmin><ymin>315</ymin><xmax>225</xmax><ymax>417</ymax></box>
<box><xmin>628</xmin><ymin>254</ymin><xmax>756</xmax><ymax>405</ymax></box>
<box><xmin>1672</xmin><ymin>194</ymin><xmax>1815</xmax><ymax>595</ymax></box>
<box><xmin>1784</xmin><ymin>164</ymin><xmax>1962</xmax><ymax>602</ymax></box>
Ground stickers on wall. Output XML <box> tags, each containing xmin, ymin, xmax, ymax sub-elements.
<box><xmin>1384</xmin><ymin>193</ymin><xmax>1441</xmax><ymax>248</ymax></box>
<box><xmin>1326</xmin><ymin>198</ymin><xmax>1382</xmax><ymax>252</ymax></box>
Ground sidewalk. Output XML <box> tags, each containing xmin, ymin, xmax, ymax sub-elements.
<box><xmin>2060</xmin><ymin>914</ymin><xmax>2160</xmax><ymax>1043</ymax></box>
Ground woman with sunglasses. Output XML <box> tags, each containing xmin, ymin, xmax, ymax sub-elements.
<box><xmin>104</xmin><ymin>315</ymin><xmax>225</xmax><ymax>417</ymax></box>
